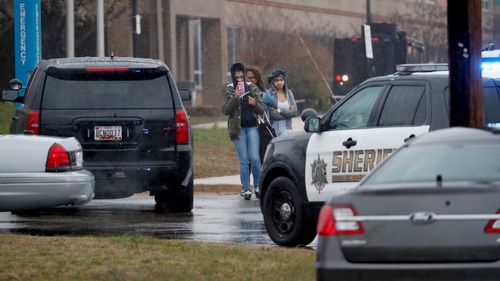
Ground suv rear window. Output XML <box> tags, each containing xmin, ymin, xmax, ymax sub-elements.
<box><xmin>42</xmin><ymin>69</ymin><xmax>174</xmax><ymax>109</ymax></box>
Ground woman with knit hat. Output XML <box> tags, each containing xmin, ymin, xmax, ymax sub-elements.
<box><xmin>222</xmin><ymin>62</ymin><xmax>265</xmax><ymax>200</ymax></box>
<box><xmin>263</xmin><ymin>69</ymin><xmax>299</xmax><ymax>136</ymax></box>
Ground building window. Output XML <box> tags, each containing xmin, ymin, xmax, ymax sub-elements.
<box><xmin>482</xmin><ymin>0</ymin><xmax>490</xmax><ymax>11</ymax></box>
<box><xmin>192</xmin><ymin>19</ymin><xmax>202</xmax><ymax>87</ymax></box>
<box><xmin>415</xmin><ymin>0</ymin><xmax>436</xmax><ymax>4</ymax></box>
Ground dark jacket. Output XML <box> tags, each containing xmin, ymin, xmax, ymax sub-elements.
<box><xmin>222</xmin><ymin>63</ymin><xmax>264</xmax><ymax>140</ymax></box>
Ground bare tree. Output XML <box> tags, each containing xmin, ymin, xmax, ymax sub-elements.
<box><xmin>43</xmin><ymin>0</ymin><xmax>122</xmax><ymax>58</ymax></box>
<box><xmin>0</xmin><ymin>0</ymin><xmax>122</xmax><ymax>88</ymax></box>
<box><xmin>0</xmin><ymin>0</ymin><xmax>122</xmax><ymax>59</ymax></box>
<box><xmin>0</xmin><ymin>0</ymin><xmax>14</xmax><ymax>89</ymax></box>
<box><xmin>391</xmin><ymin>2</ymin><xmax>448</xmax><ymax>63</ymax></box>
<box><xmin>230</xmin><ymin>7</ymin><xmax>337</xmax><ymax>111</ymax></box>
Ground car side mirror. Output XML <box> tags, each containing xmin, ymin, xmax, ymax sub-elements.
<box><xmin>300</xmin><ymin>108</ymin><xmax>318</xmax><ymax>122</ymax></box>
<box><xmin>178</xmin><ymin>88</ymin><xmax>192</xmax><ymax>101</ymax></box>
<box><xmin>1</xmin><ymin>90</ymin><xmax>23</xmax><ymax>103</ymax></box>
<box><xmin>304</xmin><ymin>116</ymin><xmax>321</xmax><ymax>133</ymax></box>
<box><xmin>177</xmin><ymin>80</ymin><xmax>195</xmax><ymax>102</ymax></box>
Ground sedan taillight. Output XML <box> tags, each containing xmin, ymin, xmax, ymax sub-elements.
<box><xmin>46</xmin><ymin>143</ymin><xmax>71</xmax><ymax>172</ymax></box>
<box><xmin>45</xmin><ymin>143</ymin><xmax>83</xmax><ymax>172</ymax></box>
<box><xmin>25</xmin><ymin>110</ymin><xmax>40</xmax><ymax>135</ymax></box>
<box><xmin>485</xmin><ymin>210</ymin><xmax>500</xmax><ymax>233</ymax></box>
<box><xmin>317</xmin><ymin>204</ymin><xmax>364</xmax><ymax>236</ymax></box>
<box><xmin>317</xmin><ymin>205</ymin><xmax>336</xmax><ymax>236</ymax></box>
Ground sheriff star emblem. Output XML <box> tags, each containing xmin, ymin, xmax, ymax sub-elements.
<box><xmin>311</xmin><ymin>154</ymin><xmax>328</xmax><ymax>193</ymax></box>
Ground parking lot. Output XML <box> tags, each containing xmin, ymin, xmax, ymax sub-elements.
<box><xmin>0</xmin><ymin>194</ymin><xmax>288</xmax><ymax>246</ymax></box>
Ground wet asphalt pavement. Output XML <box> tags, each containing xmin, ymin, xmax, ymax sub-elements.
<box><xmin>0</xmin><ymin>194</ymin><xmax>277</xmax><ymax>245</ymax></box>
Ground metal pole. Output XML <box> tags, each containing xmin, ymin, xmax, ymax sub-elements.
<box><xmin>156</xmin><ymin>0</ymin><xmax>164</xmax><ymax>61</ymax></box>
<box><xmin>66</xmin><ymin>0</ymin><xmax>75</xmax><ymax>57</ymax></box>
<box><xmin>96</xmin><ymin>0</ymin><xmax>105</xmax><ymax>57</ymax></box>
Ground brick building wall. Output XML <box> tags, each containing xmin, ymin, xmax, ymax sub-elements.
<box><xmin>104</xmin><ymin>0</ymin><xmax>495</xmax><ymax>108</ymax></box>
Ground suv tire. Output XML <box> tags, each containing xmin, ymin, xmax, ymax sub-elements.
<box><xmin>155</xmin><ymin>176</ymin><xmax>193</xmax><ymax>213</ymax></box>
<box><xmin>263</xmin><ymin>177</ymin><xmax>317</xmax><ymax>246</ymax></box>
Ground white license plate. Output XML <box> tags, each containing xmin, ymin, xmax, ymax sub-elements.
<box><xmin>94</xmin><ymin>126</ymin><xmax>122</xmax><ymax>141</ymax></box>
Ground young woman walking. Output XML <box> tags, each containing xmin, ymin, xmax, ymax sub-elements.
<box><xmin>222</xmin><ymin>62</ymin><xmax>264</xmax><ymax>200</ymax></box>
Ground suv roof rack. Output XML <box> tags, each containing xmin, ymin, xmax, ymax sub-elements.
<box><xmin>396</xmin><ymin>63</ymin><xmax>449</xmax><ymax>74</ymax></box>
<box><xmin>482</xmin><ymin>49</ymin><xmax>500</xmax><ymax>58</ymax></box>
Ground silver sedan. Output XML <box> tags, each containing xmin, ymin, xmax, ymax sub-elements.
<box><xmin>0</xmin><ymin>135</ymin><xmax>94</xmax><ymax>212</ymax></box>
<box><xmin>316</xmin><ymin>127</ymin><xmax>500</xmax><ymax>281</ymax></box>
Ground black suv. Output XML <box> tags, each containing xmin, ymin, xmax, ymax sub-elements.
<box><xmin>2</xmin><ymin>57</ymin><xmax>193</xmax><ymax>212</ymax></box>
<box><xmin>259</xmin><ymin>64</ymin><xmax>500</xmax><ymax>246</ymax></box>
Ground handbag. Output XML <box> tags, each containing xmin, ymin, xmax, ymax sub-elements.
<box><xmin>256</xmin><ymin>111</ymin><xmax>277</xmax><ymax>163</ymax></box>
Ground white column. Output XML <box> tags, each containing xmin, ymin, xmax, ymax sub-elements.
<box><xmin>96</xmin><ymin>0</ymin><xmax>105</xmax><ymax>57</ymax></box>
<box><xmin>66</xmin><ymin>0</ymin><xmax>75</xmax><ymax>57</ymax></box>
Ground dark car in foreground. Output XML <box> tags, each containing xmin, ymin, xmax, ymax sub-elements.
<box><xmin>1</xmin><ymin>57</ymin><xmax>193</xmax><ymax>212</ymax></box>
<box><xmin>316</xmin><ymin>127</ymin><xmax>500</xmax><ymax>281</ymax></box>
<box><xmin>0</xmin><ymin>135</ymin><xmax>94</xmax><ymax>212</ymax></box>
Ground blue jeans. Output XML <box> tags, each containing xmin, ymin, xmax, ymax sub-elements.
<box><xmin>232</xmin><ymin>126</ymin><xmax>261</xmax><ymax>192</ymax></box>
<box><xmin>272</xmin><ymin>119</ymin><xmax>290</xmax><ymax>136</ymax></box>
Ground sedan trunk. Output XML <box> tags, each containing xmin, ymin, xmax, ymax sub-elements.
<box><xmin>335</xmin><ymin>184</ymin><xmax>500</xmax><ymax>262</ymax></box>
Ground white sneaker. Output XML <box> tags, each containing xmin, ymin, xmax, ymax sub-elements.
<box><xmin>243</xmin><ymin>190</ymin><xmax>252</xmax><ymax>200</ymax></box>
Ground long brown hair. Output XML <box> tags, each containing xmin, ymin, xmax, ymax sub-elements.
<box><xmin>245</xmin><ymin>65</ymin><xmax>265</xmax><ymax>92</ymax></box>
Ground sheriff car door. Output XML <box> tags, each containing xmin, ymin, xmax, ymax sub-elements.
<box><xmin>305</xmin><ymin>81</ymin><xmax>431</xmax><ymax>202</ymax></box>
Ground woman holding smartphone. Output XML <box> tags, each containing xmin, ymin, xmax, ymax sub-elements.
<box><xmin>222</xmin><ymin>62</ymin><xmax>264</xmax><ymax>200</ymax></box>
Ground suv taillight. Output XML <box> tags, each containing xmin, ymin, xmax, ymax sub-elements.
<box><xmin>25</xmin><ymin>110</ymin><xmax>40</xmax><ymax>135</ymax></box>
<box><xmin>46</xmin><ymin>143</ymin><xmax>71</xmax><ymax>172</ymax></box>
<box><xmin>317</xmin><ymin>204</ymin><xmax>364</xmax><ymax>236</ymax></box>
<box><xmin>175</xmin><ymin>109</ymin><xmax>189</xmax><ymax>145</ymax></box>
<box><xmin>485</xmin><ymin>210</ymin><xmax>500</xmax><ymax>233</ymax></box>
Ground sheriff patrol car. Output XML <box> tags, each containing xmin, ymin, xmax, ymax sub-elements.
<box><xmin>259</xmin><ymin>62</ymin><xmax>500</xmax><ymax>246</ymax></box>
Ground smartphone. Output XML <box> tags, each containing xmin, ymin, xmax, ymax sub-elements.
<box><xmin>237</xmin><ymin>81</ymin><xmax>245</xmax><ymax>93</ymax></box>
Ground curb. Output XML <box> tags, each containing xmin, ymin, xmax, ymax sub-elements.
<box><xmin>194</xmin><ymin>184</ymin><xmax>241</xmax><ymax>194</ymax></box>
<box><xmin>135</xmin><ymin>185</ymin><xmax>241</xmax><ymax>196</ymax></box>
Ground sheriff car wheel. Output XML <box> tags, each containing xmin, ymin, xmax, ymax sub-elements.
<box><xmin>263</xmin><ymin>177</ymin><xmax>316</xmax><ymax>246</ymax></box>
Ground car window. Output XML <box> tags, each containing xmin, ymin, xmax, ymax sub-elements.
<box><xmin>377</xmin><ymin>85</ymin><xmax>426</xmax><ymax>126</ymax></box>
<box><xmin>483</xmin><ymin>86</ymin><xmax>500</xmax><ymax>127</ymax></box>
<box><xmin>329</xmin><ymin>86</ymin><xmax>383</xmax><ymax>129</ymax></box>
<box><xmin>362</xmin><ymin>141</ymin><xmax>500</xmax><ymax>185</ymax></box>
<box><xmin>42</xmin><ymin>71</ymin><xmax>174</xmax><ymax>109</ymax></box>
